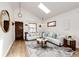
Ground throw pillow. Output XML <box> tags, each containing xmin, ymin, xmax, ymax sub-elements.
<box><xmin>45</xmin><ymin>32</ymin><xmax>48</xmax><ymax>37</ymax></box>
<box><xmin>52</xmin><ymin>33</ymin><xmax>57</xmax><ymax>39</ymax></box>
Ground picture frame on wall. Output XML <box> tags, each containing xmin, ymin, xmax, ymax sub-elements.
<box><xmin>47</xmin><ymin>21</ymin><xmax>56</xmax><ymax>27</ymax></box>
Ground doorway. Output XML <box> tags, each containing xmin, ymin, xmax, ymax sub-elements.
<box><xmin>15</xmin><ymin>21</ymin><xmax>23</xmax><ymax>40</ymax></box>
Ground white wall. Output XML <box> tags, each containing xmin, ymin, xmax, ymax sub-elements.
<box><xmin>0</xmin><ymin>3</ymin><xmax>15</xmax><ymax>57</ymax></box>
<box><xmin>43</xmin><ymin>8</ymin><xmax>79</xmax><ymax>48</ymax></box>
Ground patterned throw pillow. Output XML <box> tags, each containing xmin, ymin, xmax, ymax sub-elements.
<box><xmin>52</xmin><ymin>33</ymin><xmax>57</xmax><ymax>39</ymax></box>
<box><xmin>45</xmin><ymin>32</ymin><xmax>48</xmax><ymax>37</ymax></box>
<box><xmin>54</xmin><ymin>33</ymin><xmax>57</xmax><ymax>39</ymax></box>
<box><xmin>43</xmin><ymin>32</ymin><xmax>48</xmax><ymax>37</ymax></box>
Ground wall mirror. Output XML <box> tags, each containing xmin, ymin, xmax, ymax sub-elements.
<box><xmin>0</xmin><ymin>10</ymin><xmax>10</xmax><ymax>32</ymax></box>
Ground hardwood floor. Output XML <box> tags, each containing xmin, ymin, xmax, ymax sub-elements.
<box><xmin>73</xmin><ymin>48</ymin><xmax>79</xmax><ymax>57</ymax></box>
<box><xmin>6</xmin><ymin>39</ymin><xmax>29</xmax><ymax>57</ymax></box>
<box><xmin>6</xmin><ymin>39</ymin><xmax>79</xmax><ymax>57</ymax></box>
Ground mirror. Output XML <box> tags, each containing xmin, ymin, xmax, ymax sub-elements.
<box><xmin>0</xmin><ymin>10</ymin><xmax>10</xmax><ymax>32</ymax></box>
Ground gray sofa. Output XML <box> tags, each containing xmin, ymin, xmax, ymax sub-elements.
<box><xmin>43</xmin><ymin>32</ymin><xmax>65</xmax><ymax>46</ymax></box>
<box><xmin>26</xmin><ymin>32</ymin><xmax>65</xmax><ymax>46</ymax></box>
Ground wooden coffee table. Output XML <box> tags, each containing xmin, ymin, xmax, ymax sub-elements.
<box><xmin>37</xmin><ymin>38</ymin><xmax>47</xmax><ymax>48</ymax></box>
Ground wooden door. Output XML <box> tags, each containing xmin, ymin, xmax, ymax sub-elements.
<box><xmin>15</xmin><ymin>21</ymin><xmax>23</xmax><ymax>40</ymax></box>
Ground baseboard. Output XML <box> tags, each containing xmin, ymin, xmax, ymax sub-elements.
<box><xmin>3</xmin><ymin>39</ymin><xmax>15</xmax><ymax>57</ymax></box>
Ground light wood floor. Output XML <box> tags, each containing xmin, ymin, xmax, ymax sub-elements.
<box><xmin>6</xmin><ymin>39</ymin><xmax>29</xmax><ymax>57</ymax></box>
<box><xmin>6</xmin><ymin>39</ymin><xmax>79</xmax><ymax>57</ymax></box>
<box><xmin>73</xmin><ymin>48</ymin><xmax>79</xmax><ymax>57</ymax></box>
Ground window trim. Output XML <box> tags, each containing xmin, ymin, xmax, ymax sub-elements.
<box><xmin>28</xmin><ymin>23</ymin><xmax>37</xmax><ymax>33</ymax></box>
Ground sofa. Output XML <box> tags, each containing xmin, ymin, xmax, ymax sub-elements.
<box><xmin>27</xmin><ymin>32</ymin><xmax>41</xmax><ymax>40</ymax></box>
<box><xmin>26</xmin><ymin>31</ymin><xmax>65</xmax><ymax>46</ymax></box>
<box><xmin>43</xmin><ymin>32</ymin><xmax>65</xmax><ymax>46</ymax></box>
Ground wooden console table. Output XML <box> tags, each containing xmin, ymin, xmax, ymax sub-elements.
<box><xmin>63</xmin><ymin>38</ymin><xmax>76</xmax><ymax>51</ymax></box>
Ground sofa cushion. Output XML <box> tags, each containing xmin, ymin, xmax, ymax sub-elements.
<box><xmin>48</xmin><ymin>32</ymin><xmax>52</xmax><ymax>37</ymax></box>
<box><xmin>45</xmin><ymin>32</ymin><xmax>48</xmax><ymax>36</ymax></box>
<box><xmin>48</xmin><ymin>38</ymin><xmax>63</xmax><ymax>46</ymax></box>
<box><xmin>48</xmin><ymin>32</ymin><xmax>57</xmax><ymax>39</ymax></box>
<box><xmin>45</xmin><ymin>37</ymin><xmax>63</xmax><ymax>46</ymax></box>
<box><xmin>43</xmin><ymin>32</ymin><xmax>49</xmax><ymax>37</ymax></box>
<box><xmin>52</xmin><ymin>33</ymin><xmax>57</xmax><ymax>39</ymax></box>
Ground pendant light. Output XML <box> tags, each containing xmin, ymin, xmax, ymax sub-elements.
<box><xmin>39</xmin><ymin>17</ymin><xmax>44</xmax><ymax>28</ymax></box>
<box><xmin>18</xmin><ymin>2</ymin><xmax>22</xmax><ymax>18</ymax></box>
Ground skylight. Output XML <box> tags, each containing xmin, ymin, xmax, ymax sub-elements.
<box><xmin>38</xmin><ymin>3</ymin><xmax>51</xmax><ymax>14</ymax></box>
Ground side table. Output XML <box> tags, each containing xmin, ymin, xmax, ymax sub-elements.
<box><xmin>63</xmin><ymin>38</ymin><xmax>76</xmax><ymax>51</ymax></box>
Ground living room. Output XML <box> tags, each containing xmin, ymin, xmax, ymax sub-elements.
<box><xmin>0</xmin><ymin>1</ymin><xmax>79</xmax><ymax>57</ymax></box>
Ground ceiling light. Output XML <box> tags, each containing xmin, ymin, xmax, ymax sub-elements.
<box><xmin>38</xmin><ymin>3</ymin><xmax>51</xmax><ymax>14</ymax></box>
<box><xmin>18</xmin><ymin>12</ymin><xmax>22</xmax><ymax>17</ymax></box>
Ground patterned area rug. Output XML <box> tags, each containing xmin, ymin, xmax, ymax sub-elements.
<box><xmin>25</xmin><ymin>41</ymin><xmax>74</xmax><ymax>57</ymax></box>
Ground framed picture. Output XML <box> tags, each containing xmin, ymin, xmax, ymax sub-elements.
<box><xmin>47</xmin><ymin>21</ymin><xmax>56</xmax><ymax>27</ymax></box>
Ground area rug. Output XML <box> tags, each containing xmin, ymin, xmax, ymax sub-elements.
<box><xmin>25</xmin><ymin>41</ymin><xmax>74</xmax><ymax>57</ymax></box>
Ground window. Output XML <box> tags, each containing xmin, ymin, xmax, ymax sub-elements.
<box><xmin>28</xmin><ymin>23</ymin><xmax>37</xmax><ymax>32</ymax></box>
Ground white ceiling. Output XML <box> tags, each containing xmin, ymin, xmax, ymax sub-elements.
<box><xmin>9</xmin><ymin>2</ymin><xmax>79</xmax><ymax>19</ymax></box>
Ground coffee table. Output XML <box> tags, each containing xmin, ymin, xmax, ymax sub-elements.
<box><xmin>37</xmin><ymin>38</ymin><xmax>48</xmax><ymax>48</ymax></box>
